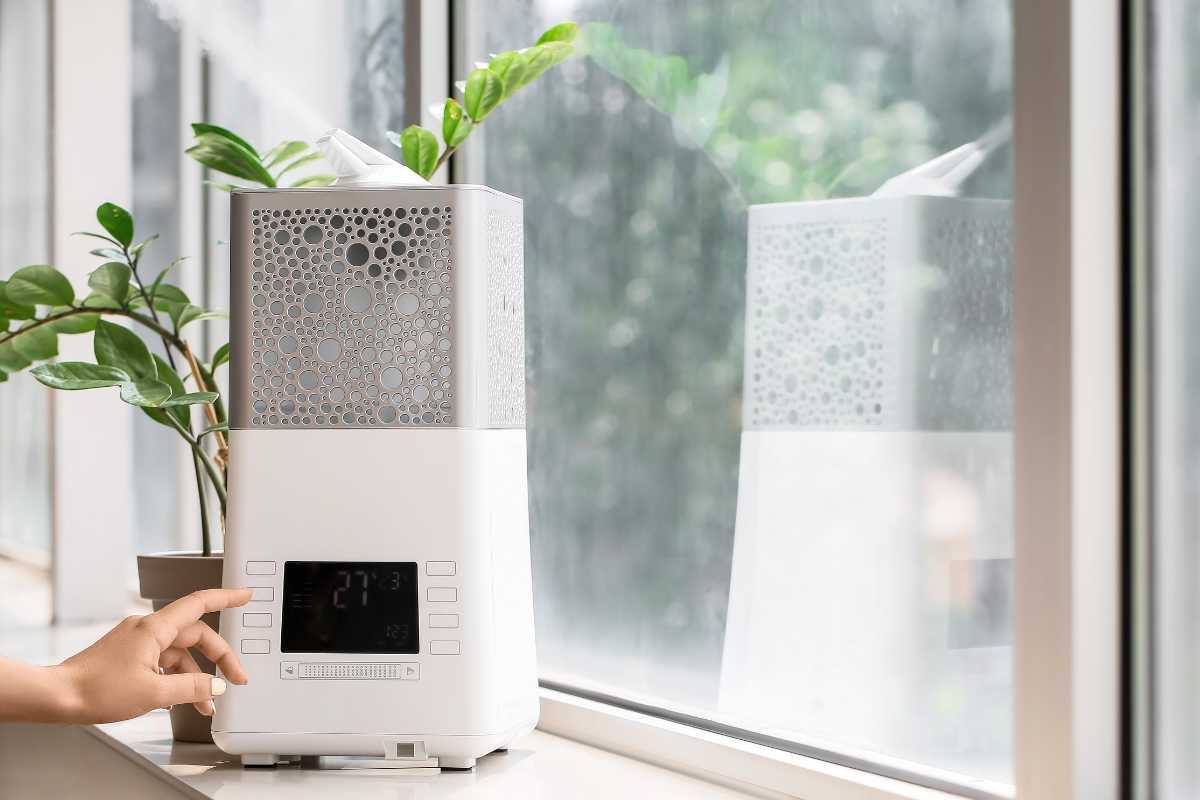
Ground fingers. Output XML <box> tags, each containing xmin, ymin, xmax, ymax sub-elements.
<box><xmin>141</xmin><ymin>588</ymin><xmax>254</xmax><ymax>650</ymax></box>
<box><xmin>155</xmin><ymin>672</ymin><xmax>228</xmax><ymax>712</ymax></box>
<box><xmin>172</xmin><ymin>621</ymin><xmax>249</xmax><ymax>685</ymax></box>
<box><xmin>159</xmin><ymin>647</ymin><xmax>213</xmax><ymax>716</ymax></box>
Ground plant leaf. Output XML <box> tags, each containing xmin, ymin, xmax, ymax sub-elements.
<box><xmin>0</xmin><ymin>281</ymin><xmax>35</xmax><ymax>320</ymax></box>
<box><xmin>129</xmin><ymin>233</ymin><xmax>159</xmax><ymax>261</ymax></box>
<box><xmin>96</xmin><ymin>202</ymin><xmax>134</xmax><ymax>247</ymax></box>
<box><xmin>464</xmin><ymin>67</ymin><xmax>504</xmax><ymax>121</ymax></box>
<box><xmin>162</xmin><ymin>391</ymin><xmax>218</xmax><ymax>407</ymax></box>
<box><xmin>0</xmin><ymin>370</ymin><xmax>7</xmax><ymax>383</ymax></box>
<box><xmin>89</xmin><ymin>247</ymin><xmax>126</xmax><ymax>261</ymax></box>
<box><xmin>190</xmin><ymin>123</ymin><xmax>259</xmax><ymax>157</ymax></box>
<box><xmin>210</xmin><ymin>342</ymin><xmax>230</xmax><ymax>372</ymax></box>
<box><xmin>81</xmin><ymin>292</ymin><xmax>122</xmax><ymax>309</ymax></box>
<box><xmin>49</xmin><ymin>309</ymin><xmax>100</xmax><ymax>334</ymax></box>
<box><xmin>119</xmin><ymin>378</ymin><xmax>172</xmax><ymax>407</ymax></box>
<box><xmin>186</xmin><ymin>132</ymin><xmax>276</xmax><ymax>187</ymax></box>
<box><xmin>6</xmin><ymin>265</ymin><xmax>74</xmax><ymax>306</ymax></box>
<box><xmin>442</xmin><ymin>98</ymin><xmax>474</xmax><ymax>148</ymax></box>
<box><xmin>88</xmin><ymin>261</ymin><xmax>132</xmax><ymax>305</ymax></box>
<box><xmin>203</xmin><ymin>180</ymin><xmax>238</xmax><ymax>192</ymax></box>
<box><xmin>489</xmin><ymin>51</ymin><xmax>528</xmax><ymax>99</ymax></box>
<box><xmin>177</xmin><ymin>304</ymin><xmax>229</xmax><ymax>329</ymax></box>
<box><xmin>265</xmin><ymin>140</ymin><xmax>308</xmax><ymax>169</ymax></box>
<box><xmin>94</xmin><ymin>319</ymin><xmax>157</xmax><ymax>380</ymax></box>
<box><xmin>30</xmin><ymin>362</ymin><xmax>129</xmax><ymax>390</ymax></box>
<box><xmin>289</xmin><ymin>174</ymin><xmax>336</xmax><ymax>188</ymax></box>
<box><xmin>149</xmin><ymin>257</ymin><xmax>188</xmax><ymax>299</ymax></box>
<box><xmin>10</xmin><ymin>323</ymin><xmax>57</xmax><ymax>362</ymax></box>
<box><xmin>141</xmin><ymin>354</ymin><xmax>190</xmax><ymax>428</ymax></box>
<box><xmin>536</xmin><ymin>22</ymin><xmax>578</xmax><ymax>45</ymax></box>
<box><xmin>275</xmin><ymin>151</ymin><xmax>321</xmax><ymax>179</ymax></box>
<box><xmin>197</xmin><ymin>422</ymin><xmax>229</xmax><ymax>441</ymax></box>
<box><xmin>517</xmin><ymin>42</ymin><xmax>574</xmax><ymax>91</ymax></box>
<box><xmin>398</xmin><ymin>125</ymin><xmax>439</xmax><ymax>180</ymax></box>
<box><xmin>0</xmin><ymin>340</ymin><xmax>32</xmax><ymax>372</ymax></box>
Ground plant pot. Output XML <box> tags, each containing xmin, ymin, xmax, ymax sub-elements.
<box><xmin>136</xmin><ymin>550</ymin><xmax>224</xmax><ymax>743</ymax></box>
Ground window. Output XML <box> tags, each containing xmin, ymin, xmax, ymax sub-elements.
<box><xmin>0</xmin><ymin>0</ymin><xmax>52</xmax><ymax>564</ymax></box>
<box><xmin>459</xmin><ymin>0</ymin><xmax>1014</xmax><ymax>790</ymax></box>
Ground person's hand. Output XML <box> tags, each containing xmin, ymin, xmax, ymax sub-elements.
<box><xmin>52</xmin><ymin>588</ymin><xmax>253</xmax><ymax>723</ymax></box>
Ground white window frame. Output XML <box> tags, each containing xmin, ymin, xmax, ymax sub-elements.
<box><xmin>34</xmin><ymin>0</ymin><xmax>1127</xmax><ymax>795</ymax></box>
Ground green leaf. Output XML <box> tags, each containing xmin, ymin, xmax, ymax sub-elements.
<box><xmin>119</xmin><ymin>378</ymin><xmax>172</xmax><ymax>407</ymax></box>
<box><xmin>0</xmin><ymin>370</ymin><xmax>7</xmax><ymax>383</ymax></box>
<box><xmin>49</xmin><ymin>309</ymin><xmax>99</xmax><ymax>334</ymax></box>
<box><xmin>517</xmin><ymin>42</ymin><xmax>573</xmax><ymax>90</ymax></box>
<box><xmin>149</xmin><ymin>257</ymin><xmax>187</xmax><ymax>299</ymax></box>
<box><xmin>289</xmin><ymin>174</ymin><xmax>336</xmax><ymax>188</ymax></box>
<box><xmin>442</xmin><ymin>98</ymin><xmax>474</xmax><ymax>148</ymax></box>
<box><xmin>10</xmin><ymin>323</ymin><xmax>57</xmax><ymax>361</ymax></box>
<box><xmin>6</xmin><ymin>265</ymin><xmax>74</xmax><ymax>306</ymax></box>
<box><xmin>210</xmin><ymin>343</ymin><xmax>230</xmax><ymax>372</ymax></box>
<box><xmin>265</xmin><ymin>141</ymin><xmax>308</xmax><ymax>169</ymax></box>
<box><xmin>73</xmin><ymin>231</ymin><xmax>121</xmax><ymax>246</ymax></box>
<box><xmin>142</xmin><ymin>354</ymin><xmax>189</xmax><ymax>428</ymax></box>
<box><xmin>30</xmin><ymin>362</ymin><xmax>129</xmax><ymax>390</ymax></box>
<box><xmin>190</xmin><ymin>123</ymin><xmax>259</xmax><ymax>158</ymax></box>
<box><xmin>96</xmin><ymin>202</ymin><xmax>134</xmax><ymax>247</ymax></box>
<box><xmin>488</xmin><ymin>51</ymin><xmax>527</xmax><ymax>99</ymax></box>
<box><xmin>162</xmin><ymin>391</ymin><xmax>218</xmax><ymax>407</ymax></box>
<box><xmin>0</xmin><ymin>340</ymin><xmax>32</xmax><ymax>372</ymax></box>
<box><xmin>397</xmin><ymin>126</ymin><xmax>439</xmax><ymax>180</ymax></box>
<box><xmin>81</xmin><ymin>292</ymin><xmax>123</xmax><ymax>309</ymax></box>
<box><xmin>129</xmin><ymin>234</ymin><xmax>159</xmax><ymax>261</ymax></box>
<box><xmin>94</xmin><ymin>319</ymin><xmax>156</xmax><ymax>380</ymax></box>
<box><xmin>88</xmin><ymin>262</ymin><xmax>132</xmax><ymax>305</ymax></box>
<box><xmin>176</xmin><ymin>304</ymin><xmax>229</xmax><ymax>329</ymax></box>
<box><xmin>275</xmin><ymin>151</ymin><xmax>321</xmax><ymax>179</ymax></box>
<box><xmin>203</xmin><ymin>180</ymin><xmax>238</xmax><ymax>192</ymax></box>
<box><xmin>0</xmin><ymin>281</ymin><xmax>37</xmax><ymax>320</ymax></box>
<box><xmin>536</xmin><ymin>22</ymin><xmax>578</xmax><ymax>45</ymax></box>
<box><xmin>186</xmin><ymin>132</ymin><xmax>276</xmax><ymax>187</ymax></box>
<box><xmin>197</xmin><ymin>422</ymin><xmax>229</xmax><ymax>441</ymax></box>
<box><xmin>464</xmin><ymin>67</ymin><xmax>504</xmax><ymax>121</ymax></box>
<box><xmin>89</xmin><ymin>247</ymin><xmax>126</xmax><ymax>261</ymax></box>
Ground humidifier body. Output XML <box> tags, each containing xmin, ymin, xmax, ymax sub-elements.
<box><xmin>212</xmin><ymin>185</ymin><xmax>537</xmax><ymax>769</ymax></box>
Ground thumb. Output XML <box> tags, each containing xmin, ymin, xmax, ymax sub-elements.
<box><xmin>156</xmin><ymin>673</ymin><xmax>228</xmax><ymax>708</ymax></box>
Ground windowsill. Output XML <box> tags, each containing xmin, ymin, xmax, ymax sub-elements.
<box><xmin>0</xmin><ymin>621</ymin><xmax>759</xmax><ymax>800</ymax></box>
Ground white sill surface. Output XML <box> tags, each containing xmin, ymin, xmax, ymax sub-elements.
<box><xmin>1</xmin><ymin>618</ymin><xmax>758</xmax><ymax>800</ymax></box>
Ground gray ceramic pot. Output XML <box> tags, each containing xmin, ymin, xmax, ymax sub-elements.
<box><xmin>136</xmin><ymin>551</ymin><xmax>224</xmax><ymax>743</ymax></box>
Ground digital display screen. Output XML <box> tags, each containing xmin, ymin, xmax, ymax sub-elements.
<box><xmin>281</xmin><ymin>561</ymin><xmax>419</xmax><ymax>654</ymax></box>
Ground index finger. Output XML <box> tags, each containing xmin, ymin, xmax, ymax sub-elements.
<box><xmin>142</xmin><ymin>588</ymin><xmax>253</xmax><ymax>649</ymax></box>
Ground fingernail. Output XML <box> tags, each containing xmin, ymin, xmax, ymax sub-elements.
<box><xmin>200</xmin><ymin>701</ymin><xmax>214</xmax><ymax>716</ymax></box>
<box><xmin>211</xmin><ymin>677</ymin><xmax>227</xmax><ymax>696</ymax></box>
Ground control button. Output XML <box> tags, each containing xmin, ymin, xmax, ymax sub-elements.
<box><xmin>246</xmin><ymin>561</ymin><xmax>276</xmax><ymax>575</ymax></box>
<box><xmin>426</xmin><ymin>561</ymin><xmax>456</xmax><ymax>576</ymax></box>
<box><xmin>249</xmin><ymin>587</ymin><xmax>274</xmax><ymax>602</ymax></box>
<box><xmin>429</xmin><ymin>613</ymin><xmax>459</xmax><ymax>629</ymax></box>
<box><xmin>430</xmin><ymin>640</ymin><xmax>461</xmax><ymax>655</ymax></box>
<box><xmin>243</xmin><ymin>612</ymin><xmax>272</xmax><ymax>628</ymax></box>
<box><xmin>280</xmin><ymin>661</ymin><xmax>298</xmax><ymax>679</ymax></box>
<box><xmin>427</xmin><ymin>587</ymin><xmax>457</xmax><ymax>603</ymax></box>
<box><xmin>241</xmin><ymin>639</ymin><xmax>270</xmax><ymax>655</ymax></box>
<box><xmin>402</xmin><ymin>663</ymin><xmax>420</xmax><ymax>680</ymax></box>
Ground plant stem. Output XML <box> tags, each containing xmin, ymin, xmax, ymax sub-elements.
<box><xmin>191</xmin><ymin>450</ymin><xmax>211</xmax><ymax>557</ymax></box>
<box><xmin>164</xmin><ymin>411</ymin><xmax>228</xmax><ymax>513</ymax></box>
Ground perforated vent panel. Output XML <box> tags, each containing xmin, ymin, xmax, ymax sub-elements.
<box><xmin>745</xmin><ymin>217</ymin><xmax>889</xmax><ymax>429</ymax></box>
<box><xmin>248</xmin><ymin>204</ymin><xmax>455</xmax><ymax>428</ymax></box>
<box><xmin>486</xmin><ymin>209</ymin><xmax>525</xmax><ymax>427</ymax></box>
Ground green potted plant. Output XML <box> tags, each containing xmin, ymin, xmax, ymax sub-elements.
<box><xmin>0</xmin><ymin>20</ymin><xmax>578</xmax><ymax>743</ymax></box>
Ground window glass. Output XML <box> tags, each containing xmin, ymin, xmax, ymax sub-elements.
<box><xmin>0</xmin><ymin>0</ymin><xmax>52</xmax><ymax>562</ymax></box>
<box><xmin>1150</xmin><ymin>1</ymin><xmax>1200</xmax><ymax>795</ymax></box>
<box><xmin>465</xmin><ymin>0</ymin><xmax>1013</xmax><ymax>786</ymax></box>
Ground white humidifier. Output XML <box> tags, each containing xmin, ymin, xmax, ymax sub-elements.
<box><xmin>213</xmin><ymin>130</ymin><xmax>538</xmax><ymax>770</ymax></box>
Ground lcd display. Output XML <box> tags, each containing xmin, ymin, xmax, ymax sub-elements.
<box><xmin>281</xmin><ymin>561</ymin><xmax>419</xmax><ymax>653</ymax></box>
